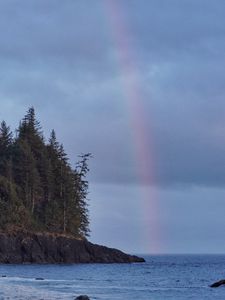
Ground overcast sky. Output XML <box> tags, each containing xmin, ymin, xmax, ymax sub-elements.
<box><xmin>1</xmin><ymin>0</ymin><xmax>225</xmax><ymax>254</ymax></box>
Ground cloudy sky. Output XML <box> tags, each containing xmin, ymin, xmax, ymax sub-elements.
<box><xmin>1</xmin><ymin>0</ymin><xmax>225</xmax><ymax>254</ymax></box>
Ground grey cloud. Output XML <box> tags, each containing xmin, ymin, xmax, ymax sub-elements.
<box><xmin>0</xmin><ymin>0</ymin><xmax>108</xmax><ymax>65</ymax></box>
<box><xmin>0</xmin><ymin>0</ymin><xmax>225</xmax><ymax>187</ymax></box>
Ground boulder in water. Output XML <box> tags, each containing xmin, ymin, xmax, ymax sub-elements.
<box><xmin>210</xmin><ymin>279</ymin><xmax>225</xmax><ymax>288</ymax></box>
<box><xmin>75</xmin><ymin>296</ymin><xmax>90</xmax><ymax>300</ymax></box>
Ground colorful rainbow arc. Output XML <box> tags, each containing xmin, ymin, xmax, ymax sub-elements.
<box><xmin>103</xmin><ymin>0</ymin><xmax>162</xmax><ymax>253</ymax></box>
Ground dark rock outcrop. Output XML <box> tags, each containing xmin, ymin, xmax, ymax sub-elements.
<box><xmin>0</xmin><ymin>232</ymin><xmax>145</xmax><ymax>264</ymax></box>
<box><xmin>75</xmin><ymin>296</ymin><xmax>90</xmax><ymax>300</ymax></box>
<box><xmin>210</xmin><ymin>279</ymin><xmax>225</xmax><ymax>288</ymax></box>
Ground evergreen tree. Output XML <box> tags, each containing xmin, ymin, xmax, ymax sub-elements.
<box><xmin>74</xmin><ymin>153</ymin><xmax>92</xmax><ymax>237</ymax></box>
<box><xmin>0</xmin><ymin>121</ymin><xmax>13</xmax><ymax>177</ymax></box>
<box><xmin>0</xmin><ymin>107</ymin><xmax>91</xmax><ymax>238</ymax></box>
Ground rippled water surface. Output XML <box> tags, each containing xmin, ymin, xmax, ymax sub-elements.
<box><xmin>0</xmin><ymin>255</ymin><xmax>225</xmax><ymax>299</ymax></box>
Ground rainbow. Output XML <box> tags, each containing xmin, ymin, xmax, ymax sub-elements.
<box><xmin>103</xmin><ymin>0</ymin><xmax>162</xmax><ymax>253</ymax></box>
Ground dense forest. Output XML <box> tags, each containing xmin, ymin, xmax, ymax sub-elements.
<box><xmin>0</xmin><ymin>107</ymin><xmax>90</xmax><ymax>238</ymax></box>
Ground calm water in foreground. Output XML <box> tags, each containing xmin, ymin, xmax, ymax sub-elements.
<box><xmin>0</xmin><ymin>255</ymin><xmax>225</xmax><ymax>299</ymax></box>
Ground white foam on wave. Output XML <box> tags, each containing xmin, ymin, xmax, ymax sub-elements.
<box><xmin>0</xmin><ymin>281</ymin><xmax>73</xmax><ymax>300</ymax></box>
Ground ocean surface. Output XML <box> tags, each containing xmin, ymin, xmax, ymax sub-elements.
<box><xmin>0</xmin><ymin>255</ymin><xmax>225</xmax><ymax>299</ymax></box>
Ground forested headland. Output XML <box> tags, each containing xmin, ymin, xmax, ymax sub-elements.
<box><xmin>0</xmin><ymin>107</ymin><xmax>90</xmax><ymax>239</ymax></box>
<box><xmin>0</xmin><ymin>107</ymin><xmax>146</xmax><ymax>264</ymax></box>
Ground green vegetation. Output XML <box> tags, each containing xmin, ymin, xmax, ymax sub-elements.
<box><xmin>0</xmin><ymin>107</ymin><xmax>90</xmax><ymax>238</ymax></box>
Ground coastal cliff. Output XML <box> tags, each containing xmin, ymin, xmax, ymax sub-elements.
<box><xmin>0</xmin><ymin>232</ymin><xmax>145</xmax><ymax>264</ymax></box>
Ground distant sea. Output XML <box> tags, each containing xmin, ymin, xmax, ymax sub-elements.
<box><xmin>0</xmin><ymin>255</ymin><xmax>225</xmax><ymax>299</ymax></box>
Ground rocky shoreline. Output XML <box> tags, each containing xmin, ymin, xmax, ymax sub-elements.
<box><xmin>0</xmin><ymin>232</ymin><xmax>145</xmax><ymax>264</ymax></box>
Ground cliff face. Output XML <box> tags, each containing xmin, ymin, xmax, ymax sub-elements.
<box><xmin>0</xmin><ymin>232</ymin><xmax>145</xmax><ymax>264</ymax></box>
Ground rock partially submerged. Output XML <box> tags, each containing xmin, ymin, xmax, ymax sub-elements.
<box><xmin>210</xmin><ymin>279</ymin><xmax>225</xmax><ymax>288</ymax></box>
<box><xmin>75</xmin><ymin>296</ymin><xmax>90</xmax><ymax>300</ymax></box>
<box><xmin>0</xmin><ymin>231</ymin><xmax>145</xmax><ymax>264</ymax></box>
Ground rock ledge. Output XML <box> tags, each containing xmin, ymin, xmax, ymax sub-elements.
<box><xmin>0</xmin><ymin>232</ymin><xmax>145</xmax><ymax>264</ymax></box>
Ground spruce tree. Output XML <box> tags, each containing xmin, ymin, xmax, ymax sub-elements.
<box><xmin>74</xmin><ymin>153</ymin><xmax>92</xmax><ymax>237</ymax></box>
<box><xmin>0</xmin><ymin>107</ymin><xmax>91</xmax><ymax>238</ymax></box>
<box><xmin>0</xmin><ymin>121</ymin><xmax>13</xmax><ymax>177</ymax></box>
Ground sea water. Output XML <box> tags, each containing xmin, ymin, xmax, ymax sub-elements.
<box><xmin>0</xmin><ymin>255</ymin><xmax>225</xmax><ymax>299</ymax></box>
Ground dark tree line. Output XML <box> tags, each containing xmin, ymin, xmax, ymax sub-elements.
<box><xmin>0</xmin><ymin>107</ymin><xmax>90</xmax><ymax>238</ymax></box>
